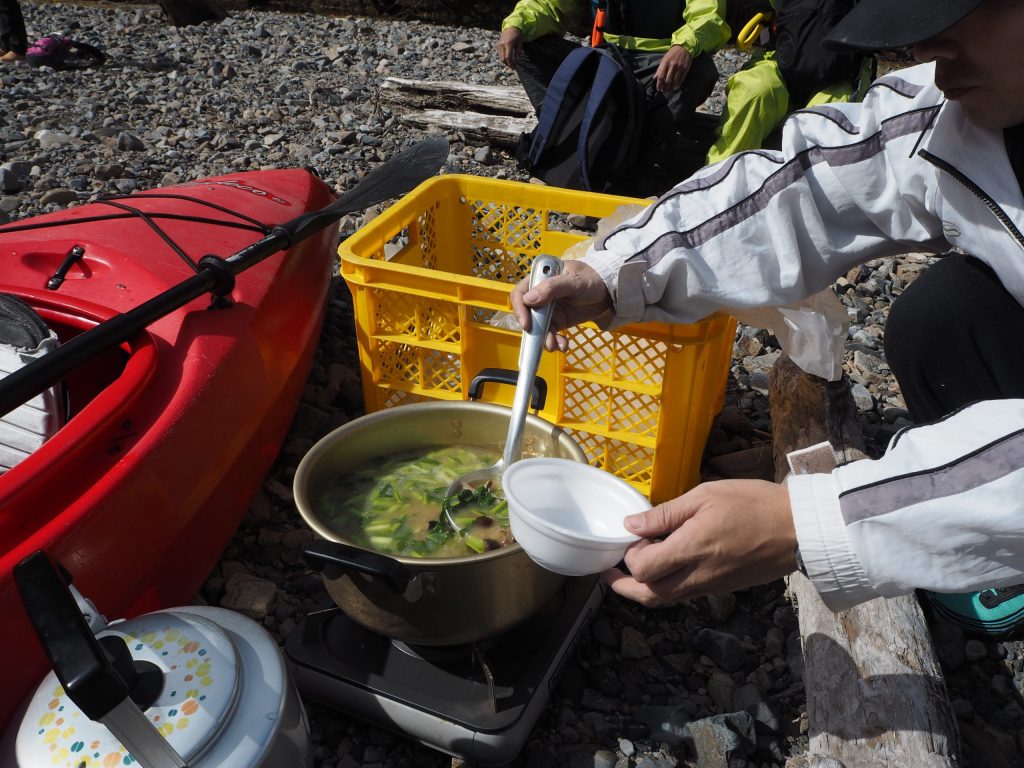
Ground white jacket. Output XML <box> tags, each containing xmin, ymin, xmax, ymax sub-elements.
<box><xmin>583</xmin><ymin>62</ymin><xmax>1024</xmax><ymax>610</ymax></box>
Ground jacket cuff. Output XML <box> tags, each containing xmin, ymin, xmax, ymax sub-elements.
<box><xmin>670</xmin><ymin>26</ymin><xmax>698</xmax><ymax>55</ymax></box>
<box><xmin>583</xmin><ymin>251</ymin><xmax>646</xmax><ymax>326</ymax></box>
<box><xmin>787</xmin><ymin>473</ymin><xmax>879</xmax><ymax>611</ymax></box>
<box><xmin>501</xmin><ymin>16</ymin><xmax>524</xmax><ymax>33</ymax></box>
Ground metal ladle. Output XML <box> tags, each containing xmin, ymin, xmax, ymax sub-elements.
<box><xmin>442</xmin><ymin>253</ymin><xmax>563</xmax><ymax>534</ymax></box>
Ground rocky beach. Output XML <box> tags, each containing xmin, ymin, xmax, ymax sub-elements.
<box><xmin>3</xmin><ymin>2</ymin><xmax>1024</xmax><ymax>766</ymax></box>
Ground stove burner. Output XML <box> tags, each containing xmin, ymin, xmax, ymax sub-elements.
<box><xmin>387</xmin><ymin>640</ymin><xmax>501</xmax><ymax>712</ymax></box>
<box><xmin>389</xmin><ymin>638</ymin><xmax>486</xmax><ymax>666</ymax></box>
<box><xmin>286</xmin><ymin>575</ymin><xmax>603</xmax><ymax>767</ymax></box>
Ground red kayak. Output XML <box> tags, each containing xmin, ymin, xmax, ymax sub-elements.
<box><xmin>0</xmin><ymin>170</ymin><xmax>337</xmax><ymax>727</ymax></box>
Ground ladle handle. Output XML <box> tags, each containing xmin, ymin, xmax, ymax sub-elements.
<box><xmin>504</xmin><ymin>254</ymin><xmax>563</xmax><ymax>467</ymax></box>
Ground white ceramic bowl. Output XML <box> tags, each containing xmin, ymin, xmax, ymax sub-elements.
<box><xmin>501</xmin><ymin>458</ymin><xmax>648</xmax><ymax>576</ymax></box>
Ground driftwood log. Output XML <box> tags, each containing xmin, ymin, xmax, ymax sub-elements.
<box><xmin>381</xmin><ymin>78</ymin><xmax>534</xmax><ymax>117</ymax></box>
<box><xmin>381</xmin><ymin>78</ymin><xmax>535</xmax><ymax>148</ymax></box>
<box><xmin>395</xmin><ymin>108</ymin><xmax>534</xmax><ymax>148</ymax></box>
<box><xmin>769</xmin><ymin>354</ymin><xmax>960</xmax><ymax>768</ymax></box>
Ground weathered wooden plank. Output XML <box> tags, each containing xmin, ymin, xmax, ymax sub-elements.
<box><xmin>396</xmin><ymin>108</ymin><xmax>534</xmax><ymax>148</ymax></box>
<box><xmin>382</xmin><ymin>77</ymin><xmax>535</xmax><ymax>117</ymax></box>
<box><xmin>770</xmin><ymin>354</ymin><xmax>960</xmax><ymax>768</ymax></box>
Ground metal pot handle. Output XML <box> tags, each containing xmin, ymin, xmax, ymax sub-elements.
<box><xmin>304</xmin><ymin>538</ymin><xmax>411</xmax><ymax>594</ymax></box>
<box><xmin>468</xmin><ymin>368</ymin><xmax>548</xmax><ymax>410</ymax></box>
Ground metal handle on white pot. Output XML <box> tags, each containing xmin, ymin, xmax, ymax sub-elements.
<box><xmin>14</xmin><ymin>551</ymin><xmax>187</xmax><ymax>768</ymax></box>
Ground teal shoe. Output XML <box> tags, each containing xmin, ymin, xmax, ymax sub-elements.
<box><xmin>923</xmin><ymin>585</ymin><xmax>1024</xmax><ymax>638</ymax></box>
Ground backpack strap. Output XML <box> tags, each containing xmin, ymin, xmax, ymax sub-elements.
<box><xmin>525</xmin><ymin>46</ymin><xmax>603</xmax><ymax>170</ymax></box>
<box><xmin>577</xmin><ymin>46</ymin><xmax>644</xmax><ymax>192</ymax></box>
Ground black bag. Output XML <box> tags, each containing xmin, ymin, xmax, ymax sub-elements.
<box><xmin>515</xmin><ymin>45</ymin><xmax>645</xmax><ymax>193</ymax></box>
<box><xmin>26</xmin><ymin>35</ymin><xmax>106</xmax><ymax>70</ymax></box>
<box><xmin>599</xmin><ymin>0</ymin><xmax>687</xmax><ymax>41</ymax></box>
<box><xmin>774</xmin><ymin>0</ymin><xmax>860</xmax><ymax>102</ymax></box>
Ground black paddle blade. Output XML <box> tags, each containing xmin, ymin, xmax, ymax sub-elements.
<box><xmin>337</xmin><ymin>135</ymin><xmax>450</xmax><ymax>214</ymax></box>
<box><xmin>285</xmin><ymin>136</ymin><xmax>450</xmax><ymax>245</ymax></box>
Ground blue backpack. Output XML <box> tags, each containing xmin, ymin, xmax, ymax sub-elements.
<box><xmin>516</xmin><ymin>45</ymin><xmax>645</xmax><ymax>193</ymax></box>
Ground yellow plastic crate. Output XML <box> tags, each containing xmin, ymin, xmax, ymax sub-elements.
<box><xmin>338</xmin><ymin>175</ymin><xmax>736</xmax><ymax>504</ymax></box>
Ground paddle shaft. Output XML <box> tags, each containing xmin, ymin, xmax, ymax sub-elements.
<box><xmin>0</xmin><ymin>137</ymin><xmax>449</xmax><ymax>419</ymax></box>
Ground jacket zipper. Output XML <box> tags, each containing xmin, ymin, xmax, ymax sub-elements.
<box><xmin>919</xmin><ymin>148</ymin><xmax>1024</xmax><ymax>250</ymax></box>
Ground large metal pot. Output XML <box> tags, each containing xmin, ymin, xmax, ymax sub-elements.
<box><xmin>294</xmin><ymin>400</ymin><xmax>589</xmax><ymax>646</ymax></box>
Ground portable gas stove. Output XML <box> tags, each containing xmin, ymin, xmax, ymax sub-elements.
<box><xmin>285</xmin><ymin>574</ymin><xmax>603</xmax><ymax>767</ymax></box>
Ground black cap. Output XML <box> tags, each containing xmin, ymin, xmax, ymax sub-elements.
<box><xmin>824</xmin><ymin>0</ymin><xmax>985</xmax><ymax>51</ymax></box>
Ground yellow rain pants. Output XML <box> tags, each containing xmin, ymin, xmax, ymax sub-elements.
<box><xmin>705</xmin><ymin>50</ymin><xmax>869</xmax><ymax>165</ymax></box>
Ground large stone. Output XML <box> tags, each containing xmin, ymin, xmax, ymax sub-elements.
<box><xmin>965</xmin><ymin>638</ymin><xmax>988</xmax><ymax>662</ymax></box>
<box><xmin>0</xmin><ymin>168</ymin><xmax>24</xmax><ymax>193</ymax></box>
<box><xmin>693</xmin><ymin>628</ymin><xmax>749</xmax><ymax>672</ymax></box>
<box><xmin>707</xmin><ymin>671</ymin><xmax>736</xmax><ymax>711</ymax></box>
<box><xmin>219</xmin><ymin>572</ymin><xmax>277</xmax><ymax>621</ymax></box>
<box><xmin>116</xmin><ymin>132</ymin><xmax>146</xmax><ymax>151</ymax></box>
<box><xmin>621</xmin><ymin>626</ymin><xmax>652</xmax><ymax>659</ymax></box>
<box><xmin>39</xmin><ymin>188</ymin><xmax>79</xmax><ymax>206</ymax></box>
<box><xmin>93</xmin><ymin>163</ymin><xmax>125</xmax><ymax>180</ymax></box>
<box><xmin>732</xmin><ymin>683</ymin><xmax>779</xmax><ymax>733</ymax></box>
<box><xmin>680</xmin><ymin>712</ymin><xmax>757</xmax><ymax>768</ymax></box>
<box><xmin>706</xmin><ymin>592</ymin><xmax>737</xmax><ymax>624</ymax></box>
<box><xmin>705</xmin><ymin>447</ymin><xmax>775</xmax><ymax>481</ymax></box>
<box><xmin>35</xmin><ymin>129</ymin><xmax>71</xmax><ymax>149</ymax></box>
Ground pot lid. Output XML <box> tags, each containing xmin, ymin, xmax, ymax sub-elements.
<box><xmin>15</xmin><ymin>610</ymin><xmax>240</xmax><ymax>768</ymax></box>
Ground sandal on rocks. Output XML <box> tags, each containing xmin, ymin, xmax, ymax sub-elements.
<box><xmin>923</xmin><ymin>586</ymin><xmax>1024</xmax><ymax>639</ymax></box>
<box><xmin>0</xmin><ymin>50</ymin><xmax>27</xmax><ymax>63</ymax></box>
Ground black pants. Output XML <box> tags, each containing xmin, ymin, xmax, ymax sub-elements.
<box><xmin>885</xmin><ymin>253</ymin><xmax>1024</xmax><ymax>423</ymax></box>
<box><xmin>516</xmin><ymin>35</ymin><xmax>718</xmax><ymax>144</ymax></box>
<box><xmin>0</xmin><ymin>0</ymin><xmax>27</xmax><ymax>55</ymax></box>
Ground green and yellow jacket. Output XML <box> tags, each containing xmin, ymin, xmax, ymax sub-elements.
<box><xmin>501</xmin><ymin>0</ymin><xmax>730</xmax><ymax>57</ymax></box>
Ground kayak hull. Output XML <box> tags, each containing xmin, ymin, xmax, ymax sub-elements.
<box><xmin>0</xmin><ymin>170</ymin><xmax>338</xmax><ymax>728</ymax></box>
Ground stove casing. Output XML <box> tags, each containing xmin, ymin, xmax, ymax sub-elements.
<box><xmin>286</xmin><ymin>575</ymin><xmax>604</xmax><ymax>766</ymax></box>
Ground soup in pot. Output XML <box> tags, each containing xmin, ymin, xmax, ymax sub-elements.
<box><xmin>317</xmin><ymin>444</ymin><xmax>513</xmax><ymax>558</ymax></box>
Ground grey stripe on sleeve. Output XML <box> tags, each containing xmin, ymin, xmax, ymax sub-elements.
<box><xmin>787</xmin><ymin>105</ymin><xmax>858</xmax><ymax>135</ymax></box>
<box><xmin>870</xmin><ymin>75</ymin><xmax>926</xmax><ymax>99</ymax></box>
<box><xmin>840</xmin><ymin>428</ymin><xmax>1024</xmax><ymax>525</ymax></box>
<box><xmin>601</xmin><ymin>106</ymin><xmax>942</xmax><ymax>269</ymax></box>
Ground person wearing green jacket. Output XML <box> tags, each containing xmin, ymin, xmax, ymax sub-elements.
<box><xmin>498</xmin><ymin>0</ymin><xmax>730</xmax><ymax>170</ymax></box>
<box><xmin>705</xmin><ymin>0</ymin><xmax>872</xmax><ymax>164</ymax></box>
